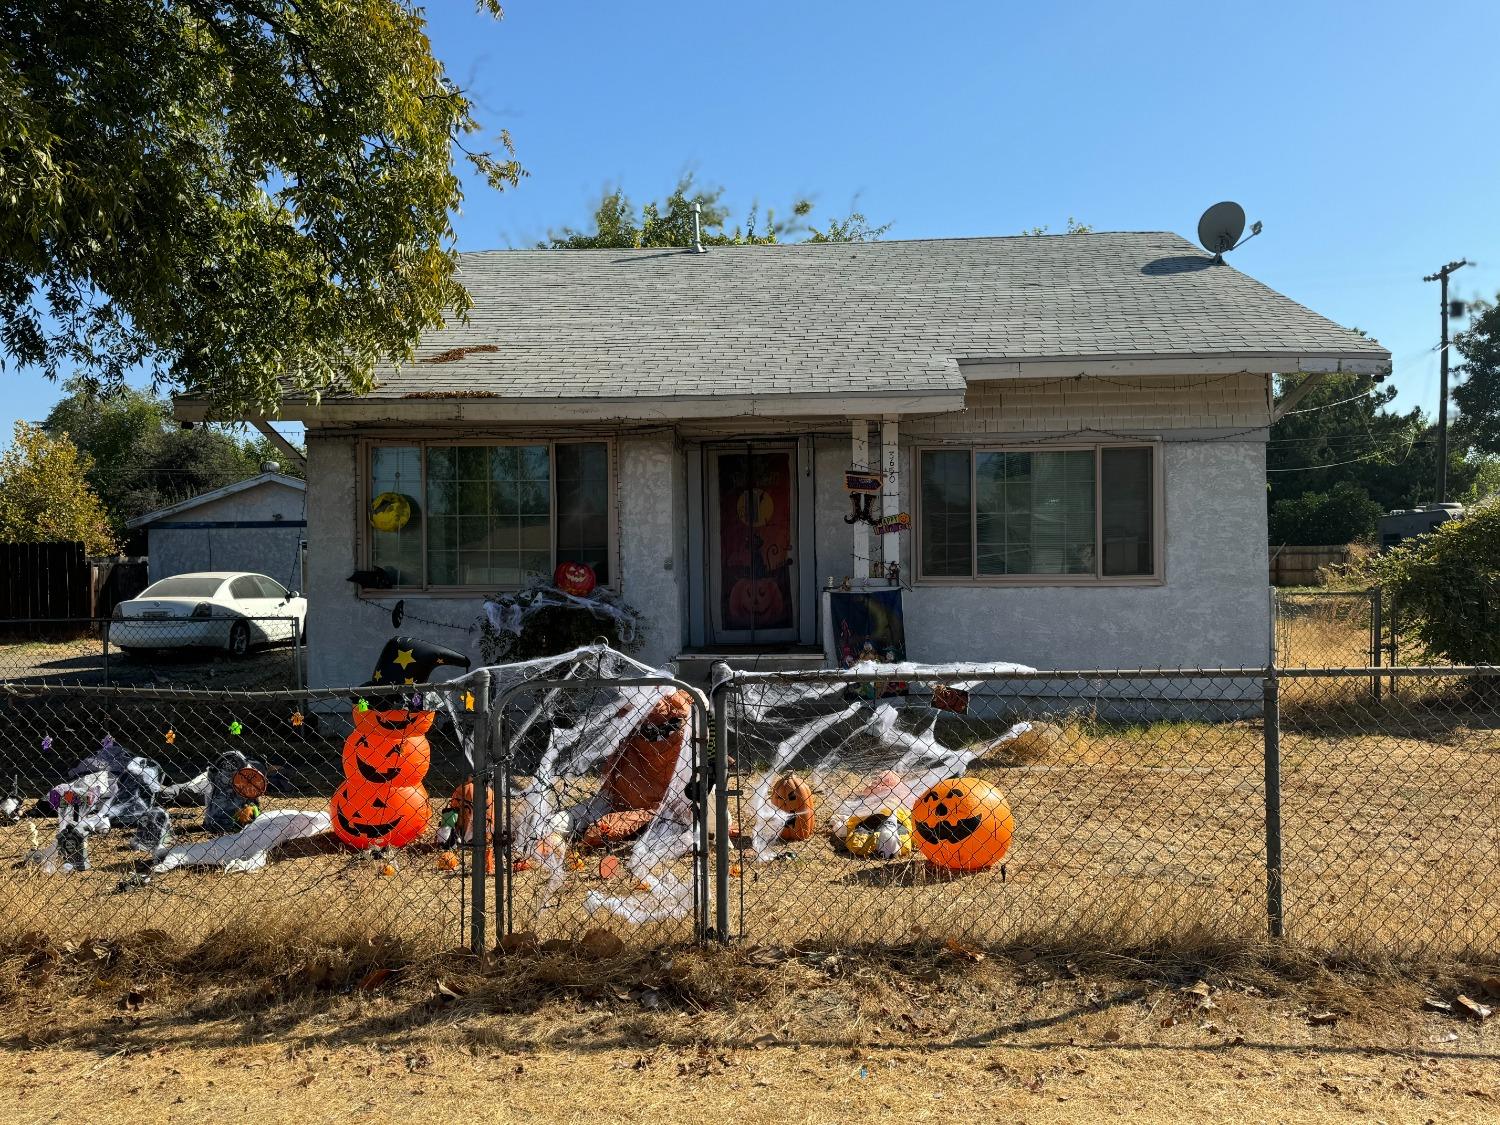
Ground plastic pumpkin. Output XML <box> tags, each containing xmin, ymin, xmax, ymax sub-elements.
<box><xmin>342</xmin><ymin>729</ymin><xmax>430</xmax><ymax>788</ymax></box>
<box><xmin>435</xmin><ymin>850</ymin><xmax>460</xmax><ymax>872</ymax></box>
<box><xmin>769</xmin><ymin>773</ymin><xmax>816</xmax><ymax>842</ymax></box>
<box><xmin>553</xmin><ymin>560</ymin><xmax>597</xmax><ymax>597</ymax></box>
<box><xmin>370</xmin><ymin>491</ymin><xmax>414</xmax><ymax>533</ymax></box>
<box><xmin>330</xmin><ymin>780</ymin><xmax>430</xmax><ymax>849</ymax></box>
<box><xmin>351</xmin><ymin>706</ymin><xmax>436</xmax><ymax>739</ymax></box>
<box><xmin>600</xmin><ymin>690</ymin><xmax>693</xmax><ymax>812</ymax></box>
<box><xmin>911</xmin><ymin>777</ymin><xmax>1014</xmax><ymax>871</ymax></box>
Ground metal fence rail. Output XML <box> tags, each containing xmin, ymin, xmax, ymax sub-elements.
<box><xmin>0</xmin><ymin>651</ymin><xmax>1497</xmax><ymax>962</ymax></box>
<box><xmin>0</xmin><ymin>616</ymin><xmax>305</xmax><ymax>693</ymax></box>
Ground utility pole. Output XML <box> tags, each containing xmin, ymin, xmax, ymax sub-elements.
<box><xmin>1423</xmin><ymin>258</ymin><xmax>1469</xmax><ymax>503</ymax></box>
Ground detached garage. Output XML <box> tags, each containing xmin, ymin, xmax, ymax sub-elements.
<box><xmin>129</xmin><ymin>469</ymin><xmax>307</xmax><ymax>589</ymax></box>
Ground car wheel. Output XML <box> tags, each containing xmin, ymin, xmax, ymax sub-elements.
<box><xmin>227</xmin><ymin>621</ymin><xmax>251</xmax><ymax>658</ymax></box>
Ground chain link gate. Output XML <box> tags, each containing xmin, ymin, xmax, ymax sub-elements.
<box><xmin>478</xmin><ymin>674</ymin><xmax>712</xmax><ymax>949</ymax></box>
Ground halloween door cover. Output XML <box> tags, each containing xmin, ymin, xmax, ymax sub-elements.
<box><xmin>717</xmin><ymin>450</ymin><xmax>795</xmax><ymax>633</ymax></box>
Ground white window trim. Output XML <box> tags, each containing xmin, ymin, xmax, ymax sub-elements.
<box><xmin>912</xmin><ymin>441</ymin><xmax>1165</xmax><ymax>587</ymax></box>
<box><xmin>357</xmin><ymin>437</ymin><xmax>618</xmax><ymax>595</ymax></box>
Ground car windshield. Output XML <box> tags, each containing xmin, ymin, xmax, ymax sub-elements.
<box><xmin>141</xmin><ymin>576</ymin><xmax>226</xmax><ymax>598</ymax></box>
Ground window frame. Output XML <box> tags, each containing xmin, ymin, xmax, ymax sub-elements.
<box><xmin>357</xmin><ymin>437</ymin><xmax>617</xmax><ymax>594</ymax></box>
<box><xmin>913</xmin><ymin>441</ymin><xmax>1165</xmax><ymax>587</ymax></box>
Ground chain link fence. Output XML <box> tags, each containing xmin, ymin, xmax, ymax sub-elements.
<box><xmin>1</xmin><ymin>648</ymin><xmax>1496</xmax><ymax>962</ymax></box>
<box><xmin>0</xmin><ymin>616</ymin><xmax>305</xmax><ymax>692</ymax></box>
<box><xmin>1274</xmin><ymin>589</ymin><xmax>1382</xmax><ymax>669</ymax></box>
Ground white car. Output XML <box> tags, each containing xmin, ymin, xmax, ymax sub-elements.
<box><xmin>110</xmin><ymin>572</ymin><xmax>307</xmax><ymax>657</ymax></box>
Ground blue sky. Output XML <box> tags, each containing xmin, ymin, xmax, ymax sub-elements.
<box><xmin>6</xmin><ymin>0</ymin><xmax>1498</xmax><ymax>441</ymax></box>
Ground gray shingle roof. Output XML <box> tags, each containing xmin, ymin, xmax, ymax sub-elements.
<box><xmin>331</xmin><ymin>232</ymin><xmax>1389</xmax><ymax>410</ymax></box>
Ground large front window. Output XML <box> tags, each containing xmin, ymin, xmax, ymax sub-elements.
<box><xmin>918</xmin><ymin>445</ymin><xmax>1158</xmax><ymax>582</ymax></box>
<box><xmin>365</xmin><ymin>441</ymin><xmax>611</xmax><ymax>589</ymax></box>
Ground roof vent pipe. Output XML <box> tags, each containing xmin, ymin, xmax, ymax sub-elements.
<box><xmin>689</xmin><ymin>201</ymin><xmax>705</xmax><ymax>254</ymax></box>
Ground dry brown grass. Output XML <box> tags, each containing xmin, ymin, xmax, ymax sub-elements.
<box><xmin>2</xmin><ymin>931</ymin><xmax>1499</xmax><ymax>1124</ymax></box>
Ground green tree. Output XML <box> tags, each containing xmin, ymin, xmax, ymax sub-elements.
<box><xmin>0</xmin><ymin>422</ymin><xmax>115</xmax><ymax>553</ymax></box>
<box><xmin>1454</xmin><ymin>298</ymin><xmax>1500</xmax><ymax>455</ymax></box>
<box><xmin>2</xmin><ymin>1</ymin><xmax>522</xmax><ymax>420</ymax></box>
<box><xmin>544</xmin><ymin>174</ymin><xmax>890</xmax><ymax>249</ymax></box>
<box><xmin>1269</xmin><ymin>481</ymin><xmax>1384</xmax><ymax>545</ymax></box>
<box><xmin>42</xmin><ymin>382</ymin><xmax>302</xmax><ymax>529</ymax></box>
<box><xmin>1365</xmin><ymin>501</ymin><xmax>1500</xmax><ymax>665</ymax></box>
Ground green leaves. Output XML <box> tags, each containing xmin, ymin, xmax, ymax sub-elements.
<box><xmin>0</xmin><ymin>422</ymin><xmax>116</xmax><ymax>553</ymax></box>
<box><xmin>1</xmin><ymin>1</ymin><xmax>520</xmax><ymax>420</ymax></box>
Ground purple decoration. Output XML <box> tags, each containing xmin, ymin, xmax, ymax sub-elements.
<box><xmin>101</xmin><ymin>735</ymin><xmax>117</xmax><ymax>752</ymax></box>
<box><xmin>41</xmin><ymin>736</ymin><xmax>53</xmax><ymax>753</ymax></box>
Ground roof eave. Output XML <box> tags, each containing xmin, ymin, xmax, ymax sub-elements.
<box><xmin>960</xmin><ymin>351</ymin><xmax>1390</xmax><ymax>380</ymax></box>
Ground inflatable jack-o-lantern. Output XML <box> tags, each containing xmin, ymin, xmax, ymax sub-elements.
<box><xmin>600</xmin><ymin>690</ymin><xmax>694</xmax><ymax>812</ymax></box>
<box><xmin>911</xmin><ymin>777</ymin><xmax>1013</xmax><ymax>871</ymax></box>
<box><xmin>352</xmin><ymin>705</ymin><xmax>436</xmax><ymax>739</ymax></box>
<box><xmin>768</xmin><ymin>773</ymin><xmax>816</xmax><ymax>842</ymax></box>
<box><xmin>728</xmin><ymin>577</ymin><xmax>784</xmax><ymax>624</ymax></box>
<box><xmin>330</xmin><ymin>779</ymin><xmax>430</xmax><ymax>849</ymax></box>
<box><xmin>553</xmin><ymin>560</ymin><xmax>597</xmax><ymax>597</ymax></box>
<box><xmin>342</xmin><ymin>729</ymin><xmax>430</xmax><ymax>788</ymax></box>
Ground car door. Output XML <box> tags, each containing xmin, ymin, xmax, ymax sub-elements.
<box><xmin>252</xmin><ymin>575</ymin><xmax>298</xmax><ymax>641</ymax></box>
<box><xmin>228</xmin><ymin>575</ymin><xmax>276</xmax><ymax>641</ymax></box>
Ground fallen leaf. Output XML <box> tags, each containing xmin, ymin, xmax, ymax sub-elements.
<box><xmin>1100</xmin><ymin>1029</ymin><xmax>1121</xmax><ymax>1043</ymax></box>
<box><xmin>294</xmin><ymin>1074</ymin><xmax>316</xmax><ymax>1088</ymax></box>
<box><xmin>580</xmin><ymin>929</ymin><xmax>625</xmax><ymax>960</ymax></box>
<box><xmin>1423</xmin><ymin>997</ymin><xmax>1454</xmax><ymax>1014</ymax></box>
<box><xmin>1456</xmin><ymin>995</ymin><xmax>1493</xmax><ymax>1021</ymax></box>
<box><xmin>498</xmin><ymin>931</ymin><xmax>539</xmax><ymax>956</ymax></box>
<box><xmin>1321</xmin><ymin>1081</ymin><xmax>1341</xmax><ymax>1095</ymax></box>
<box><xmin>750</xmin><ymin>1033</ymin><xmax>780</xmax><ymax>1050</ymax></box>
<box><xmin>944</xmin><ymin>938</ymin><xmax>985</xmax><ymax>963</ymax></box>
<box><xmin>357</xmin><ymin>968</ymin><xmax>392</xmax><ymax>992</ymax></box>
<box><xmin>1307</xmin><ymin>1011</ymin><xmax>1339</xmax><ymax>1026</ymax></box>
<box><xmin>1159</xmin><ymin>1016</ymin><xmax>1178</xmax><ymax>1029</ymax></box>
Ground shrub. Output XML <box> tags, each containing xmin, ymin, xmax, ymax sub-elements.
<box><xmin>1269</xmin><ymin>481</ymin><xmax>1383</xmax><ymax>546</ymax></box>
<box><xmin>1364</xmin><ymin>501</ymin><xmax>1500</xmax><ymax>664</ymax></box>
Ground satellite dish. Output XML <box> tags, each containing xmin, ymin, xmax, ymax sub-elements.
<box><xmin>1198</xmin><ymin>201</ymin><xmax>1246</xmax><ymax>260</ymax></box>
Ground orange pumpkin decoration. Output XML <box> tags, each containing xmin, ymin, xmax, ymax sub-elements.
<box><xmin>728</xmin><ymin>576</ymin><xmax>784</xmax><ymax>623</ymax></box>
<box><xmin>581</xmin><ymin>808</ymin><xmax>657</xmax><ymax>849</ymax></box>
<box><xmin>912</xmin><ymin>777</ymin><xmax>1014</xmax><ymax>871</ymax></box>
<box><xmin>342</xmin><ymin>729</ymin><xmax>430</xmax><ymax>788</ymax></box>
<box><xmin>330</xmin><ymin>780</ymin><xmax>431</xmax><ymax>849</ymax></box>
<box><xmin>435</xmin><ymin>850</ymin><xmax>460</xmax><ymax>872</ymax></box>
<box><xmin>769</xmin><ymin>773</ymin><xmax>816</xmax><ymax>842</ymax></box>
<box><xmin>600</xmin><ymin>690</ymin><xmax>693</xmax><ymax>812</ymax></box>
<box><xmin>553</xmin><ymin>560</ymin><xmax>597</xmax><ymax>597</ymax></box>
<box><xmin>352</xmin><ymin>706</ymin><xmax>435</xmax><ymax>739</ymax></box>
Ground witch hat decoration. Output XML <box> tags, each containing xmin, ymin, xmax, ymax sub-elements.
<box><xmin>365</xmin><ymin>636</ymin><xmax>471</xmax><ymax>688</ymax></box>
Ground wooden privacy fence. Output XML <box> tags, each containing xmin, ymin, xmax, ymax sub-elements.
<box><xmin>0</xmin><ymin>542</ymin><xmax>93</xmax><ymax>620</ymax></box>
<box><xmin>1269</xmin><ymin>545</ymin><xmax>1352</xmax><ymax>587</ymax></box>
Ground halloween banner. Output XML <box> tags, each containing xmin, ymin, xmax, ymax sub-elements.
<box><xmin>825</xmin><ymin>587</ymin><xmax>907</xmax><ymax>698</ymax></box>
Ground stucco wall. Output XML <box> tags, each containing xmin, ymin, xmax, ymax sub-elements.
<box><xmin>144</xmin><ymin>480</ymin><xmax>307</xmax><ymax>587</ymax></box>
<box><xmin>302</xmin><ymin>430</ymin><xmax>685</xmax><ymax>689</ymax></box>
<box><xmin>809</xmin><ymin>436</ymin><xmax>1270</xmax><ymax>669</ymax></box>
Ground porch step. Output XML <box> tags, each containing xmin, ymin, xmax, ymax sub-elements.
<box><xmin>670</xmin><ymin>649</ymin><xmax>829</xmax><ymax>687</ymax></box>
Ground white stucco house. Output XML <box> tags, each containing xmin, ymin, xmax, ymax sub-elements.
<box><xmin>180</xmin><ymin>232</ymin><xmax>1387</xmax><ymax>686</ymax></box>
<box><xmin>128</xmin><ymin>469</ymin><xmax>307</xmax><ymax>588</ymax></box>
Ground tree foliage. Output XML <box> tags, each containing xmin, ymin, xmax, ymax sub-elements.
<box><xmin>543</xmin><ymin>174</ymin><xmax>891</xmax><ymax>249</ymax></box>
<box><xmin>1363</xmin><ymin>501</ymin><xmax>1500</xmax><ymax>665</ymax></box>
<box><xmin>1269</xmin><ymin>481</ymin><xmax>1384</xmax><ymax>546</ymax></box>
<box><xmin>1454</xmin><ymin>298</ymin><xmax>1500</xmax><ymax>456</ymax></box>
<box><xmin>1</xmin><ymin>1</ymin><xmax>521</xmax><ymax>420</ymax></box>
<box><xmin>0</xmin><ymin>422</ymin><xmax>115</xmax><ymax>553</ymax></box>
<box><xmin>41</xmin><ymin>382</ymin><xmax>301</xmax><ymax>531</ymax></box>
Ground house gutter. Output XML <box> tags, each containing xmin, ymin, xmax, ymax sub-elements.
<box><xmin>960</xmin><ymin>352</ymin><xmax>1390</xmax><ymax>380</ymax></box>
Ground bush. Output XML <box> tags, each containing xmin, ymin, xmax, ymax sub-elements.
<box><xmin>1269</xmin><ymin>481</ymin><xmax>1383</xmax><ymax>546</ymax></box>
<box><xmin>1364</xmin><ymin>501</ymin><xmax>1500</xmax><ymax>664</ymax></box>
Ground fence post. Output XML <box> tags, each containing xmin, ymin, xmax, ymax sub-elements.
<box><xmin>469</xmin><ymin>670</ymin><xmax>491</xmax><ymax>955</ymax></box>
<box><xmin>712</xmin><ymin>683</ymin><xmax>732</xmax><ymax>945</ymax></box>
<box><xmin>1370</xmin><ymin>587</ymin><xmax>1383</xmax><ymax>702</ymax></box>
<box><xmin>1262</xmin><ymin>673</ymin><xmax>1285</xmax><ymax>940</ymax></box>
<box><xmin>292</xmin><ymin>617</ymin><xmax>304</xmax><ymax>700</ymax></box>
<box><xmin>100</xmin><ymin>618</ymin><xmax>110</xmax><ymax>687</ymax></box>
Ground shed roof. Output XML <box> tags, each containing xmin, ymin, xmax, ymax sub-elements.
<box><xmin>126</xmin><ymin>472</ymin><xmax>306</xmax><ymax>529</ymax></box>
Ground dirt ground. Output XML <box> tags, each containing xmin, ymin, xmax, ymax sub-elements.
<box><xmin>0</xmin><ymin>634</ymin><xmax>302</xmax><ymax>692</ymax></box>
<box><xmin>2</xmin><ymin>940</ymin><xmax>1499</xmax><ymax>1124</ymax></box>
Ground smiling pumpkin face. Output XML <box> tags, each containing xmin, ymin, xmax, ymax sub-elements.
<box><xmin>341</xmin><ymin>729</ymin><xmax>430</xmax><ymax>788</ymax></box>
<box><xmin>912</xmin><ymin>777</ymin><xmax>1014</xmax><ymax>871</ymax></box>
<box><xmin>330</xmin><ymin>780</ymin><xmax>431</xmax><ymax>849</ymax></box>
<box><xmin>352</xmin><ymin>706</ymin><xmax>436</xmax><ymax>739</ymax></box>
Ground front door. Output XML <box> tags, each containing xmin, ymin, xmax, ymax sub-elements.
<box><xmin>706</xmin><ymin>445</ymin><xmax>799</xmax><ymax>645</ymax></box>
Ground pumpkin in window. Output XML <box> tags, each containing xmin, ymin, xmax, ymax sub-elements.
<box><xmin>599</xmin><ymin>690</ymin><xmax>694</xmax><ymax>813</ymax></box>
<box><xmin>768</xmin><ymin>773</ymin><xmax>816</xmax><ymax>842</ymax></box>
<box><xmin>728</xmin><ymin>576</ymin><xmax>784</xmax><ymax>624</ymax></box>
<box><xmin>911</xmin><ymin>777</ymin><xmax>1014</xmax><ymax>871</ymax></box>
<box><xmin>553</xmin><ymin>560</ymin><xmax>598</xmax><ymax>597</ymax></box>
<box><xmin>330</xmin><ymin>779</ymin><xmax>431</xmax><ymax>849</ymax></box>
<box><xmin>342</xmin><ymin>729</ymin><xmax>430</xmax><ymax>788</ymax></box>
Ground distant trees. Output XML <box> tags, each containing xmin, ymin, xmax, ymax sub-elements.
<box><xmin>1454</xmin><ymin>298</ymin><xmax>1500</xmax><ymax>456</ymax></box>
<box><xmin>40</xmin><ymin>382</ymin><xmax>301</xmax><ymax>533</ymax></box>
<box><xmin>0</xmin><ymin>422</ymin><xmax>115</xmax><ymax>553</ymax></box>
<box><xmin>543</xmin><ymin>173</ymin><xmax>890</xmax><ymax>249</ymax></box>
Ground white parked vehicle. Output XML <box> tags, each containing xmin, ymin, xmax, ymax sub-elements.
<box><xmin>109</xmin><ymin>572</ymin><xmax>307</xmax><ymax>657</ymax></box>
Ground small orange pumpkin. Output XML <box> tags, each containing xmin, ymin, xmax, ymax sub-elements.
<box><xmin>342</xmin><ymin>729</ymin><xmax>430</xmax><ymax>788</ymax></box>
<box><xmin>911</xmin><ymin>777</ymin><xmax>1014</xmax><ymax>871</ymax></box>
<box><xmin>769</xmin><ymin>773</ymin><xmax>816</xmax><ymax>841</ymax></box>
<box><xmin>352</xmin><ymin>706</ymin><xmax>435</xmax><ymax>739</ymax></box>
<box><xmin>435</xmin><ymin>850</ymin><xmax>460</xmax><ymax>872</ymax></box>
<box><xmin>600</xmin><ymin>690</ymin><xmax>693</xmax><ymax>812</ymax></box>
<box><xmin>330</xmin><ymin>780</ymin><xmax>430</xmax><ymax>849</ymax></box>
<box><xmin>446</xmin><ymin>780</ymin><xmax>494</xmax><ymax>841</ymax></box>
